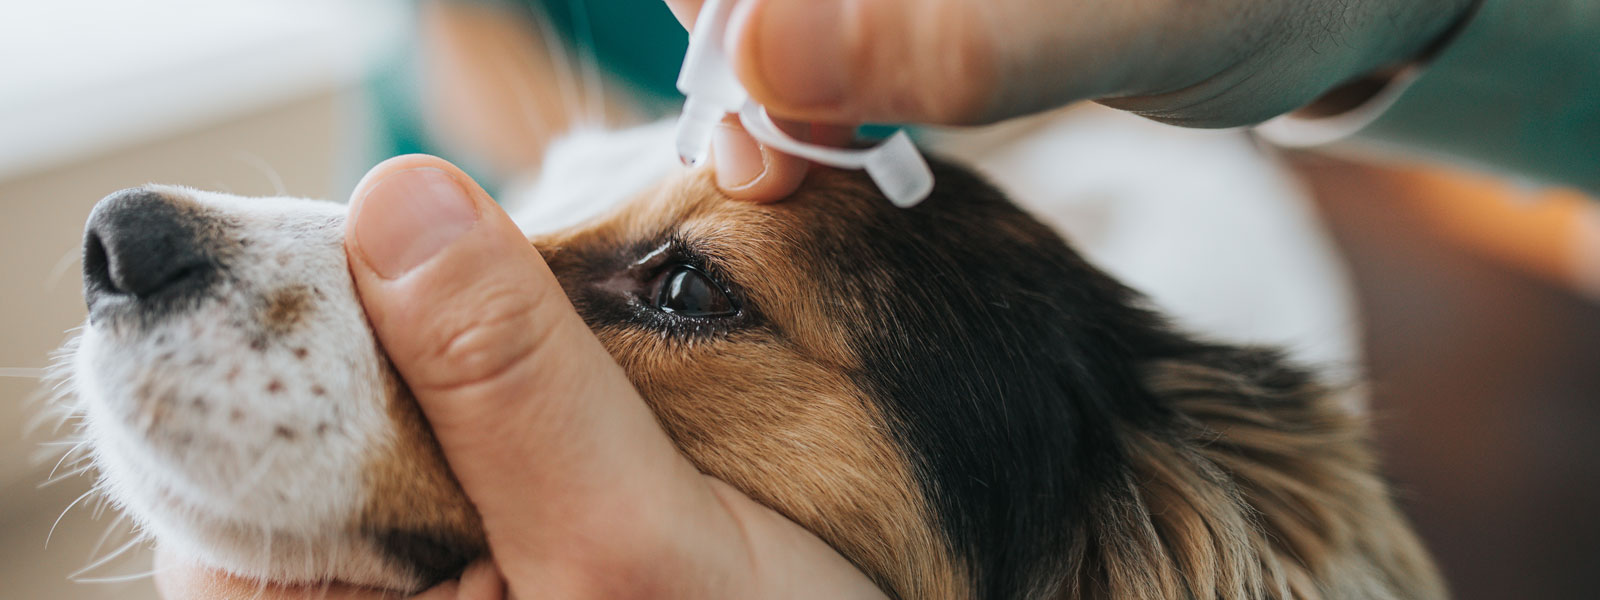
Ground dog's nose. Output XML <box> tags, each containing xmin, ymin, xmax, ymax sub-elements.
<box><xmin>83</xmin><ymin>188</ymin><xmax>214</xmax><ymax>303</ymax></box>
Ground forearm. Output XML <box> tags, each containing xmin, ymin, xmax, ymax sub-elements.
<box><xmin>1359</xmin><ymin>0</ymin><xmax>1600</xmax><ymax>192</ymax></box>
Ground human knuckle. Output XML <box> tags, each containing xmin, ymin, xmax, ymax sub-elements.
<box><xmin>415</xmin><ymin>283</ymin><xmax>551</xmax><ymax>393</ymax></box>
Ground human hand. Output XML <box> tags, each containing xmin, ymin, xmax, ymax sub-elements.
<box><xmin>154</xmin><ymin>155</ymin><xmax>888</xmax><ymax>599</ymax></box>
<box><xmin>666</xmin><ymin>0</ymin><xmax>1478</xmax><ymax>201</ymax></box>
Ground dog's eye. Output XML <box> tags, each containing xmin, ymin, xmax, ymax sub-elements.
<box><xmin>654</xmin><ymin>265</ymin><xmax>737</xmax><ymax>318</ymax></box>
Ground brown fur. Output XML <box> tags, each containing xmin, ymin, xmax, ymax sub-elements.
<box><xmin>1060</xmin><ymin>359</ymin><xmax>1444</xmax><ymax>599</ymax></box>
<box><xmin>260</xmin><ymin>286</ymin><xmax>314</xmax><ymax>336</ymax></box>
<box><xmin>358</xmin><ymin>365</ymin><xmax>486</xmax><ymax>587</ymax></box>
<box><xmin>353</xmin><ymin>166</ymin><xmax>1440</xmax><ymax>599</ymax></box>
<box><xmin>535</xmin><ymin>174</ymin><xmax>967</xmax><ymax>599</ymax></box>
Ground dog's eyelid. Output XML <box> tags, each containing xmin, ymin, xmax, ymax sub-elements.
<box><xmin>630</xmin><ymin>240</ymin><xmax>676</xmax><ymax>269</ymax></box>
<box><xmin>627</xmin><ymin>236</ymin><xmax>735</xmax><ymax>282</ymax></box>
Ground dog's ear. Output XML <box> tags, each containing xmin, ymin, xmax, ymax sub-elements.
<box><xmin>1063</xmin><ymin>342</ymin><xmax>1446</xmax><ymax>599</ymax></box>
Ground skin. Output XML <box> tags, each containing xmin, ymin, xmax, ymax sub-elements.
<box><xmin>667</xmin><ymin>0</ymin><xmax>1479</xmax><ymax>202</ymax></box>
<box><xmin>162</xmin><ymin>0</ymin><xmax>1478</xmax><ymax>596</ymax></box>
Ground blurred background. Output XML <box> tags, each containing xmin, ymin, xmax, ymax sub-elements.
<box><xmin>1</xmin><ymin>1</ymin><xmax>1596</xmax><ymax>598</ymax></box>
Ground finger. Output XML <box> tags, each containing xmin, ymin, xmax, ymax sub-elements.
<box><xmin>409</xmin><ymin>560</ymin><xmax>505</xmax><ymax>600</ymax></box>
<box><xmin>456</xmin><ymin>560</ymin><xmax>506</xmax><ymax>600</ymax></box>
<box><xmin>724</xmin><ymin>0</ymin><xmax>1169</xmax><ymax>125</ymax></box>
<box><xmin>154</xmin><ymin>551</ymin><xmax>395</xmax><ymax>600</ymax></box>
<box><xmin>711</xmin><ymin>116</ymin><xmax>854</xmax><ymax>203</ymax></box>
<box><xmin>406</xmin><ymin>563</ymin><xmax>499</xmax><ymax>600</ymax></box>
<box><xmin>344</xmin><ymin>155</ymin><xmax>744</xmax><ymax>594</ymax></box>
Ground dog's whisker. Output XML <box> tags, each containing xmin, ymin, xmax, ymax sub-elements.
<box><xmin>43</xmin><ymin>245</ymin><xmax>82</xmax><ymax>291</ymax></box>
<box><xmin>38</xmin><ymin>464</ymin><xmax>95</xmax><ymax>489</ymax></box>
<box><xmin>88</xmin><ymin>487</ymin><xmax>114</xmax><ymax>520</ymax></box>
<box><xmin>70</xmin><ymin>563</ymin><xmax>168</xmax><ymax>585</ymax></box>
<box><xmin>47</xmin><ymin>489</ymin><xmax>97</xmax><ymax>549</ymax></box>
<box><xmin>87</xmin><ymin>512</ymin><xmax>132</xmax><ymax>561</ymax></box>
<box><xmin>46</xmin><ymin>447</ymin><xmax>92</xmax><ymax>481</ymax></box>
<box><xmin>34</xmin><ymin>443</ymin><xmax>89</xmax><ymax>466</ymax></box>
<box><xmin>67</xmin><ymin>535</ymin><xmax>146</xmax><ymax>581</ymax></box>
<box><xmin>233</xmin><ymin>151</ymin><xmax>288</xmax><ymax>197</ymax></box>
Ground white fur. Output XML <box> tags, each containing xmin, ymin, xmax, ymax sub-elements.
<box><xmin>506</xmin><ymin>120</ymin><xmax>681</xmax><ymax>234</ymax></box>
<box><xmin>65</xmin><ymin>187</ymin><xmax>404</xmax><ymax>585</ymax></box>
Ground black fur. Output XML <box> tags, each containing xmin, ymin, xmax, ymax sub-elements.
<box><xmin>791</xmin><ymin>164</ymin><xmax>1192</xmax><ymax>597</ymax></box>
<box><xmin>368</xmin><ymin>527</ymin><xmax>478</xmax><ymax>585</ymax></box>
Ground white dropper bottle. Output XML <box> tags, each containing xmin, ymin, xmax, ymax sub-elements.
<box><xmin>673</xmin><ymin>0</ymin><xmax>934</xmax><ymax>207</ymax></box>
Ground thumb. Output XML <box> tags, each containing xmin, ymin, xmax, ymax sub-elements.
<box><xmin>343</xmin><ymin>155</ymin><xmax>735</xmax><ymax>592</ymax></box>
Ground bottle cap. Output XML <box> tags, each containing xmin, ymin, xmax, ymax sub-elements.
<box><xmin>674</xmin><ymin>0</ymin><xmax>933</xmax><ymax>207</ymax></box>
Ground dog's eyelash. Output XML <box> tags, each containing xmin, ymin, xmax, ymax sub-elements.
<box><xmin>629</xmin><ymin>236</ymin><xmax>739</xmax><ymax>294</ymax></box>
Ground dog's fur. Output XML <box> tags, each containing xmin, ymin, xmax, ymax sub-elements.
<box><xmin>54</xmin><ymin>139</ymin><xmax>1443</xmax><ymax>598</ymax></box>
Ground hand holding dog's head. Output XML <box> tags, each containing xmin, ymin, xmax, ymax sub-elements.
<box><xmin>59</xmin><ymin>145</ymin><xmax>1443</xmax><ymax>599</ymax></box>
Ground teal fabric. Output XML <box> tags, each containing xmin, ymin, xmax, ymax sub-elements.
<box><xmin>366</xmin><ymin>35</ymin><xmax>432</xmax><ymax>161</ymax></box>
<box><xmin>529</xmin><ymin>0</ymin><xmax>688</xmax><ymax>103</ymax></box>
<box><xmin>1360</xmin><ymin>0</ymin><xmax>1600</xmax><ymax>193</ymax></box>
<box><xmin>367</xmin><ymin>0</ymin><xmax>687</xmax><ymax>187</ymax></box>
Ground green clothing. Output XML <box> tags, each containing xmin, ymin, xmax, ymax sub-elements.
<box><xmin>532</xmin><ymin>0</ymin><xmax>686</xmax><ymax>102</ymax></box>
<box><xmin>1362</xmin><ymin>0</ymin><xmax>1600</xmax><ymax>192</ymax></box>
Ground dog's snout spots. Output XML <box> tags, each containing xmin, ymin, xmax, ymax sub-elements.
<box><xmin>266</xmin><ymin>379</ymin><xmax>284</xmax><ymax>394</ymax></box>
<box><xmin>310</xmin><ymin>385</ymin><xmax>326</xmax><ymax>396</ymax></box>
<box><xmin>262</xmin><ymin>286</ymin><xmax>313</xmax><ymax>336</ymax></box>
<box><xmin>293</xmin><ymin>347</ymin><xmax>309</xmax><ymax>360</ymax></box>
<box><xmin>274</xmin><ymin>425</ymin><xmax>297</xmax><ymax>440</ymax></box>
<box><xmin>259</xmin><ymin>284</ymin><xmax>312</xmax><ymax>340</ymax></box>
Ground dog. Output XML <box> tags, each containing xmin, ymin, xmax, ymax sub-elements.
<box><xmin>51</xmin><ymin>130</ymin><xmax>1444</xmax><ymax>599</ymax></box>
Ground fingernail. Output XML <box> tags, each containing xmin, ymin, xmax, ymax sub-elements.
<box><xmin>713</xmin><ymin>124</ymin><xmax>767</xmax><ymax>190</ymax></box>
<box><xmin>353</xmin><ymin>167</ymin><xmax>479</xmax><ymax>279</ymax></box>
<box><xmin>749</xmin><ymin>0</ymin><xmax>849</xmax><ymax>110</ymax></box>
